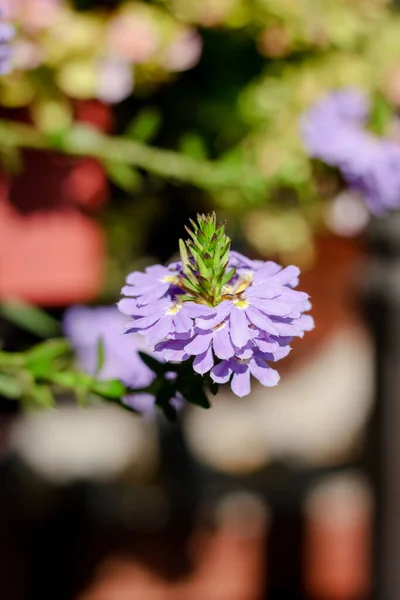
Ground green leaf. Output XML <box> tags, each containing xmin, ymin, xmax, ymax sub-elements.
<box><xmin>0</xmin><ymin>374</ymin><xmax>22</xmax><ymax>399</ymax></box>
<box><xmin>188</xmin><ymin>384</ymin><xmax>210</xmax><ymax>409</ymax></box>
<box><xmin>181</xmin><ymin>277</ymin><xmax>200</xmax><ymax>293</ymax></box>
<box><xmin>105</xmin><ymin>161</ymin><xmax>142</xmax><ymax>193</ymax></box>
<box><xmin>25</xmin><ymin>339</ymin><xmax>71</xmax><ymax>364</ymax></box>
<box><xmin>370</xmin><ymin>93</ymin><xmax>393</xmax><ymax>136</ymax></box>
<box><xmin>126</xmin><ymin>108</ymin><xmax>161</xmax><ymax>143</ymax></box>
<box><xmin>220</xmin><ymin>147</ymin><xmax>246</xmax><ymax>166</ymax></box>
<box><xmin>185</xmin><ymin>226</ymin><xmax>204</xmax><ymax>251</ymax></box>
<box><xmin>189</xmin><ymin>218</ymin><xmax>198</xmax><ymax>232</ymax></box>
<box><xmin>212</xmin><ymin>237</ymin><xmax>224</xmax><ymax>273</ymax></box>
<box><xmin>29</xmin><ymin>384</ymin><xmax>55</xmax><ymax>408</ymax></box>
<box><xmin>179</xmin><ymin>238</ymin><xmax>190</xmax><ymax>270</ymax></box>
<box><xmin>95</xmin><ymin>337</ymin><xmax>105</xmax><ymax>375</ymax></box>
<box><xmin>0</xmin><ymin>301</ymin><xmax>61</xmax><ymax>338</ymax></box>
<box><xmin>49</xmin><ymin>371</ymin><xmax>93</xmax><ymax>389</ymax></box>
<box><xmin>75</xmin><ymin>385</ymin><xmax>89</xmax><ymax>407</ymax></box>
<box><xmin>155</xmin><ymin>384</ymin><xmax>178</xmax><ymax>421</ymax></box>
<box><xmin>177</xmin><ymin>377</ymin><xmax>210</xmax><ymax>409</ymax></box>
<box><xmin>179</xmin><ymin>133</ymin><xmax>208</xmax><ymax>160</ymax></box>
<box><xmin>194</xmin><ymin>253</ymin><xmax>211</xmax><ymax>280</ymax></box>
<box><xmin>207</xmin><ymin>379</ymin><xmax>219</xmax><ymax>396</ymax></box>
<box><xmin>138</xmin><ymin>352</ymin><xmax>168</xmax><ymax>375</ymax></box>
<box><xmin>91</xmin><ymin>379</ymin><xmax>126</xmax><ymax>400</ymax></box>
<box><xmin>221</xmin><ymin>267</ymin><xmax>236</xmax><ymax>287</ymax></box>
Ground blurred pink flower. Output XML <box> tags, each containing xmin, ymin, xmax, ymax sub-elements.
<box><xmin>107</xmin><ymin>11</ymin><xmax>160</xmax><ymax>64</ymax></box>
<box><xmin>161</xmin><ymin>29</ymin><xmax>202</xmax><ymax>72</ymax></box>
<box><xmin>0</xmin><ymin>0</ymin><xmax>62</xmax><ymax>31</ymax></box>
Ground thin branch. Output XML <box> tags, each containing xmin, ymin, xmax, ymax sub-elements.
<box><xmin>0</xmin><ymin>119</ymin><xmax>269</xmax><ymax>194</ymax></box>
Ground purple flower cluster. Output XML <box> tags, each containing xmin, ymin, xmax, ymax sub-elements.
<box><xmin>301</xmin><ymin>88</ymin><xmax>400</xmax><ymax>214</ymax></box>
<box><xmin>118</xmin><ymin>252</ymin><xmax>313</xmax><ymax>398</ymax></box>
<box><xmin>63</xmin><ymin>305</ymin><xmax>181</xmax><ymax>415</ymax></box>
<box><xmin>0</xmin><ymin>12</ymin><xmax>14</xmax><ymax>75</ymax></box>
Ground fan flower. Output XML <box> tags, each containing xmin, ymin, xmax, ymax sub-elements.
<box><xmin>63</xmin><ymin>305</ymin><xmax>182</xmax><ymax>415</ymax></box>
<box><xmin>119</xmin><ymin>214</ymin><xmax>313</xmax><ymax>399</ymax></box>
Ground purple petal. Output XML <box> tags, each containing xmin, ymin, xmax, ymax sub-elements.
<box><xmin>129</xmin><ymin>312</ymin><xmax>161</xmax><ymax>330</ymax></box>
<box><xmin>231</xmin><ymin>367</ymin><xmax>251</xmax><ymax>397</ymax></box>
<box><xmin>245</xmin><ymin>284</ymin><xmax>280</xmax><ymax>299</ymax></box>
<box><xmin>270</xmin><ymin>319</ymin><xmax>303</xmax><ymax>337</ymax></box>
<box><xmin>253</xmin><ymin>262</ymin><xmax>282</xmax><ymax>283</ymax></box>
<box><xmin>144</xmin><ymin>317</ymin><xmax>172</xmax><ymax>346</ymax></box>
<box><xmin>174</xmin><ymin>310</ymin><xmax>193</xmax><ymax>334</ymax></box>
<box><xmin>185</xmin><ymin>331</ymin><xmax>213</xmax><ymax>355</ymax></box>
<box><xmin>294</xmin><ymin>314</ymin><xmax>315</xmax><ymax>331</ymax></box>
<box><xmin>254</xmin><ymin>338</ymin><xmax>279</xmax><ymax>353</ymax></box>
<box><xmin>183</xmin><ymin>302</ymin><xmax>217</xmax><ymax>318</ymax></box>
<box><xmin>130</xmin><ymin>299</ymin><xmax>169</xmax><ymax>316</ymax></box>
<box><xmin>212</xmin><ymin>325</ymin><xmax>235</xmax><ymax>359</ymax></box>
<box><xmin>117</xmin><ymin>298</ymin><xmax>140</xmax><ymax>316</ymax></box>
<box><xmin>249</xmin><ymin>359</ymin><xmax>280</xmax><ymax>387</ymax></box>
<box><xmin>229</xmin><ymin>307</ymin><xmax>252</xmax><ymax>348</ymax></box>
<box><xmin>193</xmin><ymin>346</ymin><xmax>214</xmax><ymax>375</ymax></box>
<box><xmin>210</xmin><ymin>360</ymin><xmax>232</xmax><ymax>383</ymax></box>
<box><xmin>269</xmin><ymin>265</ymin><xmax>300</xmax><ymax>286</ymax></box>
<box><xmin>245</xmin><ymin>306</ymin><xmax>280</xmax><ymax>335</ymax></box>
<box><xmin>250</xmin><ymin>297</ymin><xmax>293</xmax><ymax>317</ymax></box>
<box><xmin>195</xmin><ymin>301</ymin><xmax>231</xmax><ymax>329</ymax></box>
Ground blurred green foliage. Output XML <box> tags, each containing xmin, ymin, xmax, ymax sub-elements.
<box><xmin>2</xmin><ymin>0</ymin><xmax>400</xmax><ymax>283</ymax></box>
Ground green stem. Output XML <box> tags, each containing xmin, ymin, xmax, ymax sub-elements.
<box><xmin>0</xmin><ymin>120</ymin><xmax>268</xmax><ymax>193</ymax></box>
<box><xmin>0</xmin><ymin>351</ymin><xmax>24</xmax><ymax>368</ymax></box>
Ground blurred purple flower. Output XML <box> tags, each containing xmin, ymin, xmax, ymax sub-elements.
<box><xmin>301</xmin><ymin>88</ymin><xmax>400</xmax><ymax>214</ymax></box>
<box><xmin>63</xmin><ymin>305</ymin><xmax>177</xmax><ymax>415</ymax></box>
<box><xmin>0</xmin><ymin>15</ymin><xmax>14</xmax><ymax>75</ymax></box>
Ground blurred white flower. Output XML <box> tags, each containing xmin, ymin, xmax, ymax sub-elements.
<box><xmin>326</xmin><ymin>191</ymin><xmax>370</xmax><ymax>237</ymax></box>
<box><xmin>12</xmin><ymin>39</ymin><xmax>43</xmax><ymax>70</ymax></box>
<box><xmin>97</xmin><ymin>57</ymin><xmax>134</xmax><ymax>104</ymax></box>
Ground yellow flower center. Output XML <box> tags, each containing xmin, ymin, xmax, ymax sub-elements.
<box><xmin>166</xmin><ymin>302</ymin><xmax>182</xmax><ymax>315</ymax></box>
<box><xmin>233</xmin><ymin>299</ymin><xmax>249</xmax><ymax>309</ymax></box>
<box><xmin>161</xmin><ymin>274</ymin><xmax>179</xmax><ymax>284</ymax></box>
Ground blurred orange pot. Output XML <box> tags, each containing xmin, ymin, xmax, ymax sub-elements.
<box><xmin>0</xmin><ymin>101</ymin><xmax>110</xmax><ymax>306</ymax></box>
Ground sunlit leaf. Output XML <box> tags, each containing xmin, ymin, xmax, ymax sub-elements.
<box><xmin>0</xmin><ymin>374</ymin><xmax>22</xmax><ymax>399</ymax></box>
<box><xmin>95</xmin><ymin>337</ymin><xmax>105</xmax><ymax>375</ymax></box>
<box><xmin>29</xmin><ymin>384</ymin><xmax>55</xmax><ymax>408</ymax></box>
<box><xmin>126</xmin><ymin>108</ymin><xmax>161</xmax><ymax>143</ymax></box>
<box><xmin>0</xmin><ymin>301</ymin><xmax>61</xmax><ymax>338</ymax></box>
<box><xmin>105</xmin><ymin>161</ymin><xmax>142</xmax><ymax>193</ymax></box>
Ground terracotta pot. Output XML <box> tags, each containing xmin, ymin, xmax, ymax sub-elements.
<box><xmin>0</xmin><ymin>101</ymin><xmax>111</xmax><ymax>306</ymax></box>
